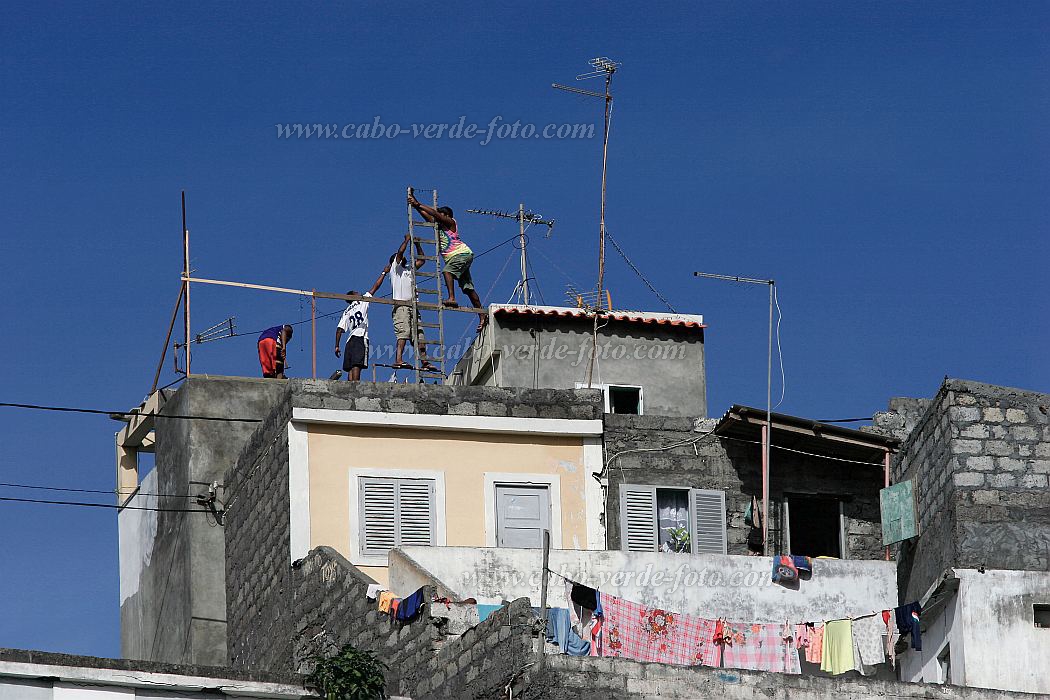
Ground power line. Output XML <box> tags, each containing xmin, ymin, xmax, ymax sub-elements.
<box><xmin>0</xmin><ymin>494</ymin><xmax>209</xmax><ymax>513</ymax></box>
<box><xmin>0</xmin><ymin>480</ymin><xmax>199</xmax><ymax>499</ymax></box>
<box><xmin>606</xmin><ymin>231</ymin><xmax>677</xmax><ymax>313</ymax></box>
<box><xmin>473</xmin><ymin>234</ymin><xmax>523</xmax><ymax>260</ymax></box>
<box><xmin>0</xmin><ymin>402</ymin><xmax>261</xmax><ymax>423</ymax></box>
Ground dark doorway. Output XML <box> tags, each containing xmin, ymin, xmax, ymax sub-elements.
<box><xmin>787</xmin><ymin>495</ymin><xmax>842</xmax><ymax>558</ymax></box>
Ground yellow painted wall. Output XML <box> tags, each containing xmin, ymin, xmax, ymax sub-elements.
<box><xmin>306</xmin><ymin>424</ymin><xmax>590</xmax><ymax>585</ymax></box>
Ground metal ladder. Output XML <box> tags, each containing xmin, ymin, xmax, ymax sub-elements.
<box><xmin>406</xmin><ymin>187</ymin><xmax>447</xmax><ymax>384</ymax></box>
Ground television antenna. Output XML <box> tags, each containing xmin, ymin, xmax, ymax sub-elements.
<box><xmin>466</xmin><ymin>205</ymin><xmax>555</xmax><ymax>306</ymax></box>
<box><xmin>553</xmin><ymin>56</ymin><xmax>619</xmax><ymax>386</ymax></box>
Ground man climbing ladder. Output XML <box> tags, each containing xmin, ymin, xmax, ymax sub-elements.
<box><xmin>408</xmin><ymin>191</ymin><xmax>486</xmax><ymax>332</ymax></box>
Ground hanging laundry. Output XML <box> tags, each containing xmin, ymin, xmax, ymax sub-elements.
<box><xmin>395</xmin><ymin>588</ymin><xmax>426</xmax><ymax>622</ymax></box>
<box><xmin>804</xmin><ymin>623</ymin><xmax>824</xmax><ymax>664</ymax></box>
<box><xmin>591</xmin><ymin>591</ymin><xmax>604</xmax><ymax>657</ymax></box>
<box><xmin>570</xmin><ymin>583</ymin><xmax>598</xmax><ymax>611</ymax></box>
<box><xmin>477</xmin><ymin>604</ymin><xmax>503</xmax><ymax>623</ymax></box>
<box><xmin>565</xmin><ymin>581</ymin><xmax>595</xmax><ymax>639</ymax></box>
<box><xmin>794</xmin><ymin>624</ymin><xmax>809</xmax><ymax>651</ymax></box>
<box><xmin>543</xmin><ymin>608</ymin><xmax>592</xmax><ymax>656</ymax></box>
<box><xmin>721</xmin><ymin>622</ymin><xmax>801</xmax><ymax>674</ymax></box>
<box><xmin>771</xmin><ymin>555</ymin><xmax>798</xmax><ymax>584</ymax></box>
<box><xmin>894</xmin><ymin>602</ymin><xmax>922</xmax><ymax>651</ymax></box>
<box><xmin>882</xmin><ymin>610</ymin><xmax>897</xmax><ymax>667</ymax></box>
<box><xmin>852</xmin><ymin>614</ymin><xmax>886</xmax><ymax>668</ymax></box>
<box><xmin>744</xmin><ymin>495</ymin><xmax>763</xmax><ymax>529</ymax></box>
<box><xmin>365</xmin><ymin>584</ymin><xmax>383</xmax><ymax>600</ymax></box>
<box><xmin>599</xmin><ymin>593</ymin><xmax>720</xmax><ymax>667</ymax></box>
<box><xmin>377</xmin><ymin>591</ymin><xmax>395</xmax><ymax>613</ymax></box>
<box><xmin>791</xmin><ymin>556</ymin><xmax>814</xmax><ymax>574</ymax></box>
<box><xmin>820</xmin><ymin>619</ymin><xmax>856</xmax><ymax>675</ymax></box>
<box><xmin>390</xmin><ymin>599</ymin><xmax>400</xmax><ymax>617</ymax></box>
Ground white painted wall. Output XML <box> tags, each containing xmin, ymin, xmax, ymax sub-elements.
<box><xmin>958</xmin><ymin>569</ymin><xmax>1050</xmax><ymax>693</ymax></box>
<box><xmin>897</xmin><ymin>592</ymin><xmax>965</xmax><ymax>686</ymax></box>
<box><xmin>118</xmin><ymin>469</ymin><xmax>160</xmax><ymax>606</ymax></box>
<box><xmin>391</xmin><ymin>546</ymin><xmax>897</xmax><ymax>624</ymax></box>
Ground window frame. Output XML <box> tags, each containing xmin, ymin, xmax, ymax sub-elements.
<box><xmin>618</xmin><ymin>483</ymin><xmax>727</xmax><ymax>555</ymax></box>
<box><xmin>348</xmin><ymin>468</ymin><xmax>446</xmax><ymax>568</ymax></box>
<box><xmin>575</xmin><ymin>382</ymin><xmax>645</xmax><ymax>415</ymax></box>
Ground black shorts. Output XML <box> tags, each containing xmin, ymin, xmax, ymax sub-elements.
<box><xmin>343</xmin><ymin>335</ymin><xmax>368</xmax><ymax>371</ymax></box>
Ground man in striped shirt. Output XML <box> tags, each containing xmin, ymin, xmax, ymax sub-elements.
<box><xmin>408</xmin><ymin>192</ymin><xmax>486</xmax><ymax>332</ymax></box>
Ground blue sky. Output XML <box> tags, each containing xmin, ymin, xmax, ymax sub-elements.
<box><xmin>1</xmin><ymin>2</ymin><xmax>1047</xmax><ymax>657</ymax></box>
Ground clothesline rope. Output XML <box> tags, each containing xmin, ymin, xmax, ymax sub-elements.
<box><xmin>541</xmin><ymin>564</ymin><xmax>912</xmax><ymax>626</ymax></box>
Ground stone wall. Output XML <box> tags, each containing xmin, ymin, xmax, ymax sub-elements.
<box><xmin>528</xmin><ymin>655</ymin><xmax>1042</xmax><ymax>700</ymax></box>
<box><xmin>603</xmin><ymin>414</ymin><xmax>884</xmax><ymax>560</ymax></box>
<box><xmin>894</xmin><ymin>378</ymin><xmax>1050</xmax><ymax>601</ymax></box>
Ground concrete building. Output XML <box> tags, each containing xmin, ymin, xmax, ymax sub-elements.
<box><xmin>885</xmin><ymin>379</ymin><xmax>1050</xmax><ymax>693</ymax></box>
<box><xmin>117</xmin><ymin>378</ymin><xmax>286</xmax><ymax>667</ymax></box>
<box><xmin>602</xmin><ymin>407</ymin><xmax>897</xmax><ymax>560</ymax></box>
<box><xmin>0</xmin><ymin>648</ymin><xmax>310</xmax><ymax>699</ymax></box>
<box><xmin>450</xmin><ymin>304</ymin><xmax>707</xmax><ymax>418</ymax></box>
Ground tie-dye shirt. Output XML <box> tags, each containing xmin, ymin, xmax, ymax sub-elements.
<box><xmin>438</xmin><ymin>224</ymin><xmax>472</xmax><ymax>261</ymax></box>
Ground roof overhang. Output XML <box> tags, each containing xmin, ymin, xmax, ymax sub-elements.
<box><xmin>490</xmin><ymin>304</ymin><xmax>706</xmax><ymax>331</ymax></box>
<box><xmin>715</xmin><ymin>404</ymin><xmax>899</xmax><ymax>464</ymax></box>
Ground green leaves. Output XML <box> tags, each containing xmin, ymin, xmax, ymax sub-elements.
<box><xmin>308</xmin><ymin>644</ymin><xmax>387</xmax><ymax>700</ymax></box>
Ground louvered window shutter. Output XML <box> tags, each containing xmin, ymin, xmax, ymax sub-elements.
<box><xmin>397</xmin><ymin>479</ymin><xmax>436</xmax><ymax>547</ymax></box>
<box><xmin>619</xmin><ymin>484</ymin><xmax>658</xmax><ymax>552</ymax></box>
<box><xmin>360</xmin><ymin>478</ymin><xmax>398</xmax><ymax>556</ymax></box>
<box><xmin>690</xmin><ymin>488</ymin><xmax>728</xmax><ymax>554</ymax></box>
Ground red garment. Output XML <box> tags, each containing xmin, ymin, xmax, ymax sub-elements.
<box><xmin>721</xmin><ymin>622</ymin><xmax>801</xmax><ymax>674</ymax></box>
<box><xmin>599</xmin><ymin>594</ymin><xmax>720</xmax><ymax>667</ymax></box>
<box><xmin>258</xmin><ymin>337</ymin><xmax>278</xmax><ymax>377</ymax></box>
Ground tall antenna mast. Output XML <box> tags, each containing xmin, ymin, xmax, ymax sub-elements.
<box><xmin>466</xmin><ymin>205</ymin><xmax>555</xmax><ymax>306</ymax></box>
<box><xmin>554</xmin><ymin>56</ymin><xmax>619</xmax><ymax>386</ymax></box>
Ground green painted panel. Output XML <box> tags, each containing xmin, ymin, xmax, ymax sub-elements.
<box><xmin>881</xmin><ymin>480</ymin><xmax>918</xmax><ymax>546</ymax></box>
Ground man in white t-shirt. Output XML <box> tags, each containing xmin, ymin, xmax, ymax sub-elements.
<box><xmin>334</xmin><ymin>268</ymin><xmax>387</xmax><ymax>381</ymax></box>
<box><xmin>389</xmin><ymin>233</ymin><xmax>436</xmax><ymax>371</ymax></box>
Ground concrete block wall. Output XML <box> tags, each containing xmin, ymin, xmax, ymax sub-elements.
<box><xmin>895</xmin><ymin>379</ymin><xmax>1050</xmax><ymax>601</ymax></box>
<box><xmin>603</xmin><ymin>414</ymin><xmax>884</xmax><ymax>560</ymax></box>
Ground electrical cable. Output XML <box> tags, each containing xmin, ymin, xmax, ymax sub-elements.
<box><xmin>606</xmin><ymin>230</ymin><xmax>678</xmax><ymax>314</ymax></box>
<box><xmin>472</xmin><ymin>234</ymin><xmax>522</xmax><ymax>260</ymax></box>
<box><xmin>0</xmin><ymin>480</ymin><xmax>200</xmax><ymax>499</ymax></box>
<box><xmin>772</xmin><ymin>285</ymin><xmax>786</xmax><ymax>410</ymax></box>
<box><xmin>0</xmin><ymin>495</ymin><xmax>208</xmax><ymax>513</ymax></box>
<box><xmin>815</xmin><ymin>417</ymin><xmax>875</xmax><ymax>423</ymax></box>
<box><xmin>0</xmin><ymin>402</ymin><xmax>262</xmax><ymax>423</ymax></box>
<box><xmin>526</xmin><ymin>258</ymin><xmax>546</xmax><ymax>306</ymax></box>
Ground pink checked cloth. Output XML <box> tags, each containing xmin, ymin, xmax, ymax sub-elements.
<box><xmin>599</xmin><ymin>593</ymin><xmax>720</xmax><ymax>667</ymax></box>
<box><xmin>721</xmin><ymin>622</ymin><xmax>801</xmax><ymax>674</ymax></box>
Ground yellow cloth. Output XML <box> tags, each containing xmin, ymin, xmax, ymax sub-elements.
<box><xmin>377</xmin><ymin>591</ymin><xmax>394</xmax><ymax>613</ymax></box>
<box><xmin>820</xmin><ymin>619</ymin><xmax>856</xmax><ymax>675</ymax></box>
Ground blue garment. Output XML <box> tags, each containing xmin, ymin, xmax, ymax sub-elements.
<box><xmin>395</xmin><ymin>588</ymin><xmax>426</xmax><ymax>622</ymax></box>
<box><xmin>895</xmin><ymin>601</ymin><xmax>922</xmax><ymax>651</ymax></box>
<box><xmin>258</xmin><ymin>325</ymin><xmax>283</xmax><ymax>343</ymax></box>
<box><xmin>538</xmin><ymin>607</ymin><xmax>591</xmax><ymax>656</ymax></box>
<box><xmin>477</xmin><ymin>604</ymin><xmax>502</xmax><ymax>622</ymax></box>
<box><xmin>594</xmin><ymin>591</ymin><xmax>603</xmax><ymax>618</ymax></box>
<box><xmin>791</xmin><ymin>555</ymin><xmax>813</xmax><ymax>573</ymax></box>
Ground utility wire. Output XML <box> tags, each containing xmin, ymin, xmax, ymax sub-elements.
<box><xmin>0</xmin><ymin>480</ymin><xmax>200</xmax><ymax>499</ymax></box>
<box><xmin>473</xmin><ymin>234</ymin><xmax>522</xmax><ymax>260</ymax></box>
<box><xmin>0</xmin><ymin>494</ymin><xmax>209</xmax><ymax>513</ymax></box>
<box><xmin>0</xmin><ymin>402</ymin><xmax>261</xmax><ymax>423</ymax></box>
<box><xmin>772</xmin><ymin>285</ymin><xmax>786</xmax><ymax>410</ymax></box>
<box><xmin>606</xmin><ymin>230</ymin><xmax>677</xmax><ymax>313</ymax></box>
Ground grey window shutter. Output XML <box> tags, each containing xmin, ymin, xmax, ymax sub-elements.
<box><xmin>619</xmin><ymin>484</ymin><xmax>658</xmax><ymax>552</ymax></box>
<box><xmin>690</xmin><ymin>488</ymin><xmax>728</xmax><ymax>554</ymax></box>
<box><xmin>397</xmin><ymin>479</ymin><xmax>436</xmax><ymax>547</ymax></box>
<box><xmin>360</xmin><ymin>478</ymin><xmax>398</xmax><ymax>556</ymax></box>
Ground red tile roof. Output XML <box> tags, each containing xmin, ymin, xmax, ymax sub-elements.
<box><xmin>492</xmin><ymin>306</ymin><xmax>706</xmax><ymax>330</ymax></box>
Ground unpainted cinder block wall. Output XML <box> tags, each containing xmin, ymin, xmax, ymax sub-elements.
<box><xmin>603</xmin><ymin>414</ymin><xmax>884</xmax><ymax>560</ymax></box>
<box><xmin>894</xmin><ymin>378</ymin><xmax>1050</xmax><ymax>602</ymax></box>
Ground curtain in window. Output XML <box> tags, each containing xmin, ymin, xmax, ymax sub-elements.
<box><xmin>657</xmin><ymin>490</ymin><xmax>690</xmax><ymax>552</ymax></box>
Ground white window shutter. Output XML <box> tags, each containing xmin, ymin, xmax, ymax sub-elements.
<box><xmin>359</xmin><ymin>478</ymin><xmax>397</xmax><ymax>556</ymax></box>
<box><xmin>690</xmin><ymin>488</ymin><xmax>728</xmax><ymax>554</ymax></box>
<box><xmin>397</xmin><ymin>479</ymin><xmax>436</xmax><ymax>547</ymax></box>
<box><xmin>619</xmin><ymin>484</ymin><xmax>658</xmax><ymax>552</ymax></box>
